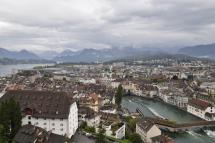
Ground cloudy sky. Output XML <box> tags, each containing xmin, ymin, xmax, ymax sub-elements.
<box><xmin>0</xmin><ymin>0</ymin><xmax>215</xmax><ymax>53</ymax></box>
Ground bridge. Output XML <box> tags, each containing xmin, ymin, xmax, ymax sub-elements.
<box><xmin>147</xmin><ymin>117</ymin><xmax>215</xmax><ymax>132</ymax></box>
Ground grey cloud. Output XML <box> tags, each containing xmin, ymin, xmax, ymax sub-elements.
<box><xmin>0</xmin><ymin>0</ymin><xmax>215</xmax><ymax>53</ymax></box>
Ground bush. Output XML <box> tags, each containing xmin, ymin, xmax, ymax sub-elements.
<box><xmin>128</xmin><ymin>133</ymin><xmax>142</xmax><ymax>143</ymax></box>
<box><xmin>84</xmin><ymin>126</ymin><xmax>96</xmax><ymax>133</ymax></box>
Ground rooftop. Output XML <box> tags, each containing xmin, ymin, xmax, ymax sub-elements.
<box><xmin>188</xmin><ymin>98</ymin><xmax>212</xmax><ymax>110</ymax></box>
<box><xmin>13</xmin><ymin>124</ymin><xmax>71</xmax><ymax>143</ymax></box>
<box><xmin>1</xmin><ymin>90</ymin><xmax>74</xmax><ymax>119</ymax></box>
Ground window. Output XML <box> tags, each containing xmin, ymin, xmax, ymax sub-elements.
<box><xmin>60</xmin><ymin>123</ymin><xmax>63</xmax><ymax>126</ymax></box>
<box><xmin>52</xmin><ymin>123</ymin><xmax>55</xmax><ymax>126</ymax></box>
<box><xmin>28</xmin><ymin>116</ymin><xmax>31</xmax><ymax>120</ymax></box>
<box><xmin>44</xmin><ymin>123</ymin><xmax>47</xmax><ymax>125</ymax></box>
<box><xmin>61</xmin><ymin>128</ymin><xmax>63</xmax><ymax>131</ymax></box>
<box><xmin>52</xmin><ymin>128</ymin><xmax>55</xmax><ymax>131</ymax></box>
<box><xmin>28</xmin><ymin>121</ymin><xmax>31</xmax><ymax>125</ymax></box>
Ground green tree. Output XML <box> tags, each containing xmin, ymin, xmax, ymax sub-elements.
<box><xmin>0</xmin><ymin>98</ymin><xmax>22</xmax><ymax>143</ymax></box>
<box><xmin>129</xmin><ymin>133</ymin><xmax>142</xmax><ymax>143</ymax></box>
<box><xmin>84</xmin><ymin>126</ymin><xmax>95</xmax><ymax>133</ymax></box>
<box><xmin>116</xmin><ymin>84</ymin><xmax>123</xmax><ymax>108</ymax></box>
<box><xmin>0</xmin><ymin>124</ymin><xmax>7</xmax><ymax>143</ymax></box>
<box><xmin>80</xmin><ymin>121</ymin><xmax>87</xmax><ymax>129</ymax></box>
<box><xmin>96</xmin><ymin>131</ymin><xmax>105</xmax><ymax>143</ymax></box>
<box><xmin>126</xmin><ymin>117</ymin><xmax>140</xmax><ymax>132</ymax></box>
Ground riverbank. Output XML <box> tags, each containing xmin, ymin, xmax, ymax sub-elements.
<box><xmin>124</xmin><ymin>94</ymin><xmax>203</xmax><ymax>121</ymax></box>
<box><xmin>122</xmin><ymin>96</ymin><xmax>215</xmax><ymax>143</ymax></box>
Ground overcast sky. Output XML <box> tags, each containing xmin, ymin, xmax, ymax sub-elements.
<box><xmin>0</xmin><ymin>0</ymin><xmax>215</xmax><ymax>53</ymax></box>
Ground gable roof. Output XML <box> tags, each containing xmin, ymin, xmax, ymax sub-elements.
<box><xmin>188</xmin><ymin>98</ymin><xmax>212</xmax><ymax>110</ymax></box>
<box><xmin>13</xmin><ymin>124</ymin><xmax>71</xmax><ymax>143</ymax></box>
<box><xmin>137</xmin><ymin>119</ymin><xmax>155</xmax><ymax>133</ymax></box>
<box><xmin>0</xmin><ymin>90</ymin><xmax>74</xmax><ymax>119</ymax></box>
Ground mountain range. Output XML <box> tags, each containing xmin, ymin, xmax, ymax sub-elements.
<box><xmin>0</xmin><ymin>48</ymin><xmax>39</xmax><ymax>60</ymax></box>
<box><xmin>178</xmin><ymin>43</ymin><xmax>215</xmax><ymax>59</ymax></box>
<box><xmin>1</xmin><ymin>43</ymin><xmax>215</xmax><ymax>63</ymax></box>
<box><xmin>53</xmin><ymin>47</ymin><xmax>163</xmax><ymax>63</ymax></box>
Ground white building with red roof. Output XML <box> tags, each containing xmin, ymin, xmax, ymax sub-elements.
<box><xmin>187</xmin><ymin>98</ymin><xmax>215</xmax><ymax>121</ymax></box>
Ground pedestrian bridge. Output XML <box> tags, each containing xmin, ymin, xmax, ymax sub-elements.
<box><xmin>150</xmin><ymin>118</ymin><xmax>215</xmax><ymax>132</ymax></box>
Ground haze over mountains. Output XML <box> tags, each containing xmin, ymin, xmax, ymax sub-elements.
<box><xmin>0</xmin><ymin>43</ymin><xmax>215</xmax><ymax>63</ymax></box>
<box><xmin>178</xmin><ymin>43</ymin><xmax>215</xmax><ymax>59</ymax></box>
<box><xmin>0</xmin><ymin>48</ymin><xmax>39</xmax><ymax>60</ymax></box>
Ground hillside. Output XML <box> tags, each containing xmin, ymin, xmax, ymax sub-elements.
<box><xmin>0</xmin><ymin>48</ymin><xmax>39</xmax><ymax>60</ymax></box>
<box><xmin>178</xmin><ymin>43</ymin><xmax>215</xmax><ymax>59</ymax></box>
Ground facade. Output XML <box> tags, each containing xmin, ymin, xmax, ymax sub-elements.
<box><xmin>111</xmin><ymin>81</ymin><xmax>120</xmax><ymax>89</ymax></box>
<box><xmin>168</xmin><ymin>95</ymin><xmax>188</xmax><ymax>109</ymax></box>
<box><xmin>53</xmin><ymin>74</ymin><xmax>71</xmax><ymax>81</ymax></box>
<box><xmin>1</xmin><ymin>90</ymin><xmax>78</xmax><ymax>138</ymax></box>
<box><xmin>78</xmin><ymin>106</ymin><xmax>101</xmax><ymax>127</ymax></box>
<box><xmin>200</xmin><ymin>82</ymin><xmax>215</xmax><ymax>95</ymax></box>
<box><xmin>187</xmin><ymin>98</ymin><xmax>215</xmax><ymax>121</ymax></box>
<box><xmin>136</xmin><ymin>120</ymin><xmax>161</xmax><ymax>143</ymax></box>
<box><xmin>103</xmin><ymin>122</ymin><xmax>125</xmax><ymax>139</ymax></box>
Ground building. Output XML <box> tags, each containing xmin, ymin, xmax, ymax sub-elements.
<box><xmin>13</xmin><ymin>124</ymin><xmax>72</xmax><ymax>143</ymax></box>
<box><xmin>1</xmin><ymin>90</ymin><xmax>78</xmax><ymax>138</ymax></box>
<box><xmin>79</xmin><ymin>93</ymin><xmax>103</xmax><ymax>112</ymax></box>
<box><xmin>187</xmin><ymin>98</ymin><xmax>215</xmax><ymax>121</ymax></box>
<box><xmin>200</xmin><ymin>82</ymin><xmax>215</xmax><ymax>95</ymax></box>
<box><xmin>78</xmin><ymin>106</ymin><xmax>101</xmax><ymax>127</ymax></box>
<box><xmin>102</xmin><ymin>122</ymin><xmax>125</xmax><ymax>139</ymax></box>
<box><xmin>168</xmin><ymin>95</ymin><xmax>188</xmax><ymax>109</ymax></box>
<box><xmin>136</xmin><ymin>120</ymin><xmax>161</xmax><ymax>143</ymax></box>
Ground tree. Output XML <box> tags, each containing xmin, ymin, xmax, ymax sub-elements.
<box><xmin>172</xmin><ymin>75</ymin><xmax>178</xmax><ymax>80</ymax></box>
<box><xmin>126</xmin><ymin>117</ymin><xmax>140</xmax><ymax>132</ymax></box>
<box><xmin>116</xmin><ymin>84</ymin><xmax>124</xmax><ymax>108</ymax></box>
<box><xmin>84</xmin><ymin>126</ymin><xmax>95</xmax><ymax>133</ymax></box>
<box><xmin>0</xmin><ymin>98</ymin><xmax>22</xmax><ymax>143</ymax></box>
<box><xmin>0</xmin><ymin>124</ymin><xmax>7</xmax><ymax>143</ymax></box>
<box><xmin>80</xmin><ymin>121</ymin><xmax>87</xmax><ymax>129</ymax></box>
<box><xmin>128</xmin><ymin>133</ymin><xmax>142</xmax><ymax>143</ymax></box>
<box><xmin>96</xmin><ymin>131</ymin><xmax>105</xmax><ymax>143</ymax></box>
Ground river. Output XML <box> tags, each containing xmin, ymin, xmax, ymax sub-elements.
<box><xmin>122</xmin><ymin>96</ymin><xmax>215</xmax><ymax>143</ymax></box>
<box><xmin>0</xmin><ymin>64</ymin><xmax>52</xmax><ymax>77</ymax></box>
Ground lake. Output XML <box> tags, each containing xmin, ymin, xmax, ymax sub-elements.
<box><xmin>0</xmin><ymin>64</ymin><xmax>52</xmax><ymax>77</ymax></box>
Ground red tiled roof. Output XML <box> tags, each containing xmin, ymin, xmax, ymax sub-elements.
<box><xmin>188</xmin><ymin>98</ymin><xmax>212</xmax><ymax>110</ymax></box>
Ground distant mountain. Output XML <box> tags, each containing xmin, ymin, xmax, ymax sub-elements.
<box><xmin>0</xmin><ymin>48</ymin><xmax>39</xmax><ymax>60</ymax></box>
<box><xmin>38</xmin><ymin>50</ymin><xmax>59</xmax><ymax>60</ymax></box>
<box><xmin>53</xmin><ymin>47</ymin><xmax>162</xmax><ymax>63</ymax></box>
<box><xmin>178</xmin><ymin>43</ymin><xmax>215</xmax><ymax>59</ymax></box>
<box><xmin>57</xmin><ymin>49</ymin><xmax>77</xmax><ymax>57</ymax></box>
<box><xmin>106</xmin><ymin>53</ymin><xmax>213</xmax><ymax>64</ymax></box>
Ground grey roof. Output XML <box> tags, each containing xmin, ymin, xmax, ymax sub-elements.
<box><xmin>13</xmin><ymin>124</ymin><xmax>71</xmax><ymax>143</ymax></box>
<box><xmin>137</xmin><ymin>119</ymin><xmax>155</xmax><ymax>133</ymax></box>
<box><xmin>1</xmin><ymin>90</ymin><xmax>74</xmax><ymax>119</ymax></box>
